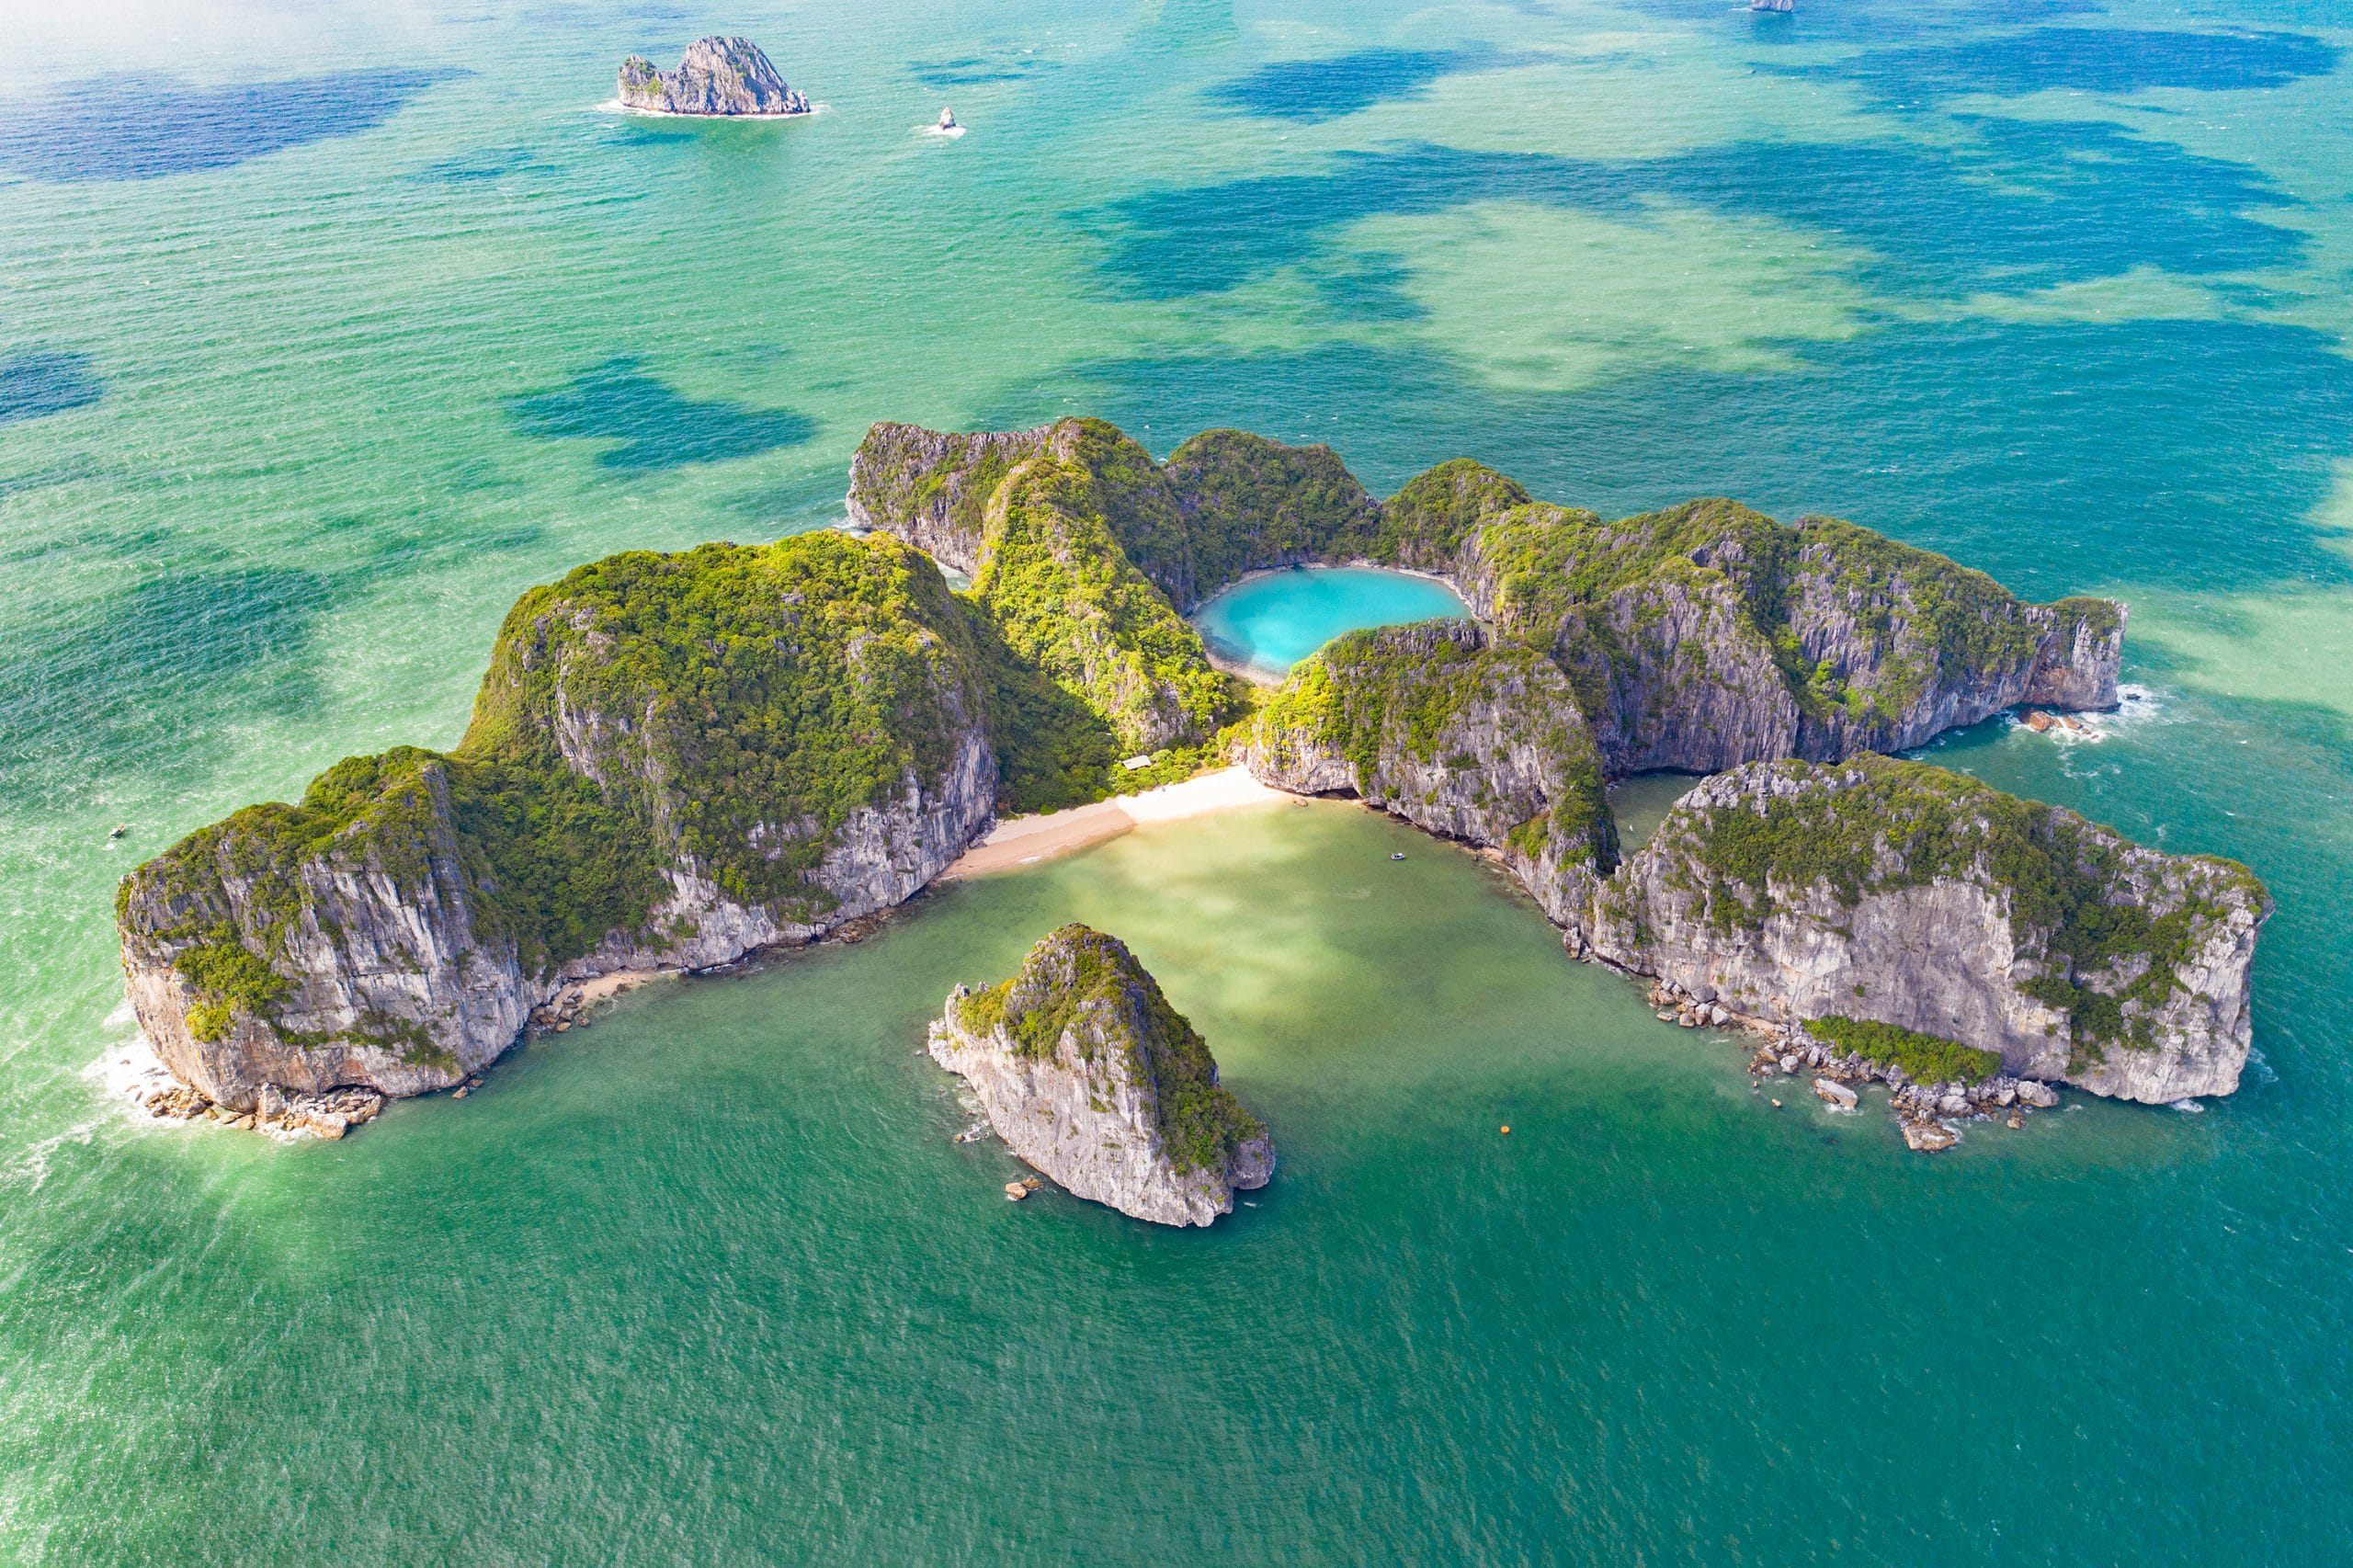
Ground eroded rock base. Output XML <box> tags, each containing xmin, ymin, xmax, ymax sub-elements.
<box><xmin>1645</xmin><ymin>979</ymin><xmax>2063</xmax><ymax>1154</ymax></box>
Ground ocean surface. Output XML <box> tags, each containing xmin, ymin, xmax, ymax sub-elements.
<box><xmin>4</xmin><ymin>1</ymin><xmax>2350</xmax><ymax>1562</ymax></box>
<box><xmin>1192</xmin><ymin>565</ymin><xmax>1471</xmax><ymax>676</ymax></box>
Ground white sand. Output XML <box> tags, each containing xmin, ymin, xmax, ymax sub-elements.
<box><xmin>943</xmin><ymin>767</ymin><xmax>1288</xmax><ymax>877</ymax></box>
<box><xmin>574</xmin><ymin>969</ymin><xmax>676</xmax><ymax>1005</ymax></box>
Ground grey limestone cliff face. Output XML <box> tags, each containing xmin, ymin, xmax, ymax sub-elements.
<box><xmin>1242</xmin><ymin>621</ymin><xmax>1618</xmax><ymax>938</ymax></box>
<box><xmin>846</xmin><ymin>420</ymin><xmax>1067</xmax><ymax>577</ymax></box>
<box><xmin>847</xmin><ymin>417</ymin><xmax>1381</xmax><ymax>614</ymax></box>
<box><xmin>121</xmin><ymin>727</ymin><xmax>994</xmax><ymax>1117</ymax></box>
<box><xmin>119</xmin><ymin>758</ymin><xmax>527</xmax><ymax>1112</ymax></box>
<box><xmin>928</xmin><ymin>926</ymin><xmax>1273</xmax><ymax>1226</ymax></box>
<box><xmin>1586</xmin><ymin>756</ymin><xmax>2269</xmax><ymax>1102</ymax></box>
<box><xmin>118</xmin><ymin>534</ymin><xmax>995</xmax><ymax>1117</ymax></box>
<box><xmin>1456</xmin><ymin>501</ymin><xmax>2125</xmax><ymax>777</ymax></box>
<box><xmin>618</xmin><ymin>37</ymin><xmax>810</xmax><ymax>116</ymax></box>
<box><xmin>2023</xmin><ymin>600</ymin><xmax>2127</xmax><ymax>710</ymax></box>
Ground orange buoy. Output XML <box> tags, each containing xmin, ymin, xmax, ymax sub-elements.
<box><xmin>1500</xmin><ymin>1125</ymin><xmax>1511</xmax><ymax>1134</ymax></box>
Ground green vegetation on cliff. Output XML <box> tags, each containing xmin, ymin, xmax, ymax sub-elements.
<box><xmin>1790</xmin><ymin>514</ymin><xmax>2040</xmax><ymax>694</ymax></box>
<box><xmin>952</xmin><ymin>924</ymin><xmax>1265</xmax><ymax>1175</ymax></box>
<box><xmin>1161</xmin><ymin>429</ymin><xmax>1381</xmax><ymax>598</ymax></box>
<box><xmin>465</xmin><ymin>534</ymin><xmax>982</xmax><ymax>917</ymax></box>
<box><xmin>1808</xmin><ymin>1015</ymin><xmax>2002</xmax><ymax>1085</ymax></box>
<box><xmin>1468</xmin><ymin>498</ymin><xmax>2056</xmax><ymax>730</ymax></box>
<box><xmin>1255</xmin><ymin>625</ymin><xmax>1616</xmax><ymax>869</ymax></box>
<box><xmin>121</xmin><ymin>534</ymin><xmax>995</xmax><ymax>1028</ymax></box>
<box><xmin>2046</xmin><ymin>594</ymin><xmax>2123</xmax><ymax>645</ymax></box>
<box><xmin>1375</xmin><ymin>460</ymin><xmax>1531</xmax><ymax>571</ymax></box>
<box><xmin>1669</xmin><ymin>755</ymin><xmax>2267</xmax><ymax>1060</ymax></box>
<box><xmin>969</xmin><ymin>454</ymin><xmax>1241</xmax><ymax>757</ymax></box>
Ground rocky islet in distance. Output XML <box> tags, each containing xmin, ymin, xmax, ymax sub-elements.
<box><xmin>118</xmin><ymin>413</ymin><xmax>2265</xmax><ymax>1150</ymax></box>
<box><xmin>929</xmin><ymin>924</ymin><xmax>1273</xmax><ymax>1225</ymax></box>
<box><xmin>618</xmin><ymin>37</ymin><xmax>810</xmax><ymax>116</ymax></box>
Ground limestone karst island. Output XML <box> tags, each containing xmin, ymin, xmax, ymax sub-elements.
<box><xmin>18</xmin><ymin>6</ymin><xmax>2347</xmax><ymax>1554</ymax></box>
<box><xmin>117</xmin><ymin>416</ymin><xmax>2267</xmax><ymax>1176</ymax></box>
<box><xmin>617</xmin><ymin>37</ymin><xmax>811</xmax><ymax>116</ymax></box>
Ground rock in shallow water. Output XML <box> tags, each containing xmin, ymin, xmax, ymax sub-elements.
<box><xmin>927</xmin><ymin>925</ymin><xmax>1272</xmax><ymax>1227</ymax></box>
<box><xmin>618</xmin><ymin>37</ymin><xmax>810</xmax><ymax>116</ymax></box>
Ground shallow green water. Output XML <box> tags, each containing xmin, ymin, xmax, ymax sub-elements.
<box><xmin>1191</xmin><ymin>565</ymin><xmax>1470</xmax><ymax>676</ymax></box>
<box><xmin>6</xmin><ymin>0</ymin><xmax>2353</xmax><ymax>1561</ymax></box>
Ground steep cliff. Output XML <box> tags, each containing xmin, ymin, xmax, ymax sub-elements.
<box><xmin>852</xmin><ymin>420</ymin><xmax>2122</xmax><ymax>788</ymax></box>
<box><xmin>118</xmin><ymin>533</ymin><xmax>995</xmax><ymax>1114</ymax></box>
<box><xmin>971</xmin><ymin>453</ymin><xmax>1236</xmax><ymax>753</ymax></box>
<box><xmin>1459</xmin><ymin>499</ymin><xmax>2123</xmax><ymax>773</ymax></box>
<box><xmin>928</xmin><ymin>925</ymin><xmax>1273</xmax><ymax>1225</ymax></box>
<box><xmin>848</xmin><ymin>417</ymin><xmax>1378</xmax><ymax>612</ymax></box>
<box><xmin>618</xmin><ymin>37</ymin><xmax>810</xmax><ymax>116</ymax></box>
<box><xmin>847</xmin><ymin>418</ymin><xmax>1236</xmax><ymax>758</ymax></box>
<box><xmin>1244</xmin><ymin>622</ymin><xmax>1617</xmax><ymax>937</ymax></box>
<box><xmin>1158</xmin><ymin>429</ymin><xmax>1381</xmax><ymax>608</ymax></box>
<box><xmin>1586</xmin><ymin>756</ymin><xmax>2270</xmax><ymax>1102</ymax></box>
<box><xmin>845</xmin><ymin>420</ymin><xmax>1064</xmax><ymax>577</ymax></box>
<box><xmin>1372</xmin><ymin>459</ymin><xmax>1531</xmax><ymax>573</ymax></box>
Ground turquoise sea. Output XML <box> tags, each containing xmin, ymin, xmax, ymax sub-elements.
<box><xmin>5</xmin><ymin>1</ymin><xmax>2351</xmax><ymax>1561</ymax></box>
<box><xmin>1193</xmin><ymin>565</ymin><xmax>1471</xmax><ymax>676</ymax></box>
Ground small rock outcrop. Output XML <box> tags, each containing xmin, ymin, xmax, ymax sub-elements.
<box><xmin>1243</xmin><ymin>621</ymin><xmax>1617</xmax><ymax>937</ymax></box>
<box><xmin>618</xmin><ymin>37</ymin><xmax>810</xmax><ymax>116</ymax></box>
<box><xmin>118</xmin><ymin>533</ymin><xmax>995</xmax><ymax>1119</ymax></box>
<box><xmin>1588</xmin><ymin>756</ymin><xmax>2270</xmax><ymax>1103</ymax></box>
<box><xmin>929</xmin><ymin>925</ymin><xmax>1273</xmax><ymax>1226</ymax></box>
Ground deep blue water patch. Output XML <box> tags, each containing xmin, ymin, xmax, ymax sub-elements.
<box><xmin>416</xmin><ymin>145</ymin><xmax>556</xmax><ymax>185</ymax></box>
<box><xmin>1626</xmin><ymin>0</ymin><xmax>2104</xmax><ymax>43</ymax></box>
<box><xmin>506</xmin><ymin>358</ymin><xmax>814</xmax><ymax>472</ymax></box>
<box><xmin>0</xmin><ymin>70</ymin><xmax>459</xmax><ymax>182</ymax></box>
<box><xmin>0</xmin><ymin>352</ymin><xmax>102</xmax><ymax>423</ymax></box>
<box><xmin>1793</xmin><ymin>27</ymin><xmax>2340</xmax><ymax>104</ymax></box>
<box><xmin>1089</xmin><ymin>123</ymin><xmax>2303</xmax><ymax>300</ymax></box>
<box><xmin>1206</xmin><ymin>47</ymin><xmax>1535</xmax><ymax>122</ymax></box>
<box><xmin>1311</xmin><ymin>252</ymin><xmax>1427</xmax><ymax>324</ymax></box>
<box><xmin>910</xmin><ymin>52</ymin><xmax>1059</xmax><ymax>87</ymax></box>
<box><xmin>1012</xmin><ymin>315</ymin><xmax>2353</xmax><ymax>603</ymax></box>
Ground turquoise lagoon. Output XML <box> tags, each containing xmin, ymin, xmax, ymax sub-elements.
<box><xmin>6</xmin><ymin>0</ymin><xmax>2353</xmax><ymax>1562</ymax></box>
<box><xmin>1190</xmin><ymin>565</ymin><xmax>1470</xmax><ymax>677</ymax></box>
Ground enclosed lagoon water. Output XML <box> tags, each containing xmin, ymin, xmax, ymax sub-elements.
<box><xmin>1190</xmin><ymin>566</ymin><xmax>1471</xmax><ymax>678</ymax></box>
<box><xmin>6</xmin><ymin>0</ymin><xmax>2353</xmax><ymax>1560</ymax></box>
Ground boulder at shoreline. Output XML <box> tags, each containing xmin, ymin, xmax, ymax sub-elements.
<box><xmin>930</xmin><ymin>925</ymin><xmax>1273</xmax><ymax>1226</ymax></box>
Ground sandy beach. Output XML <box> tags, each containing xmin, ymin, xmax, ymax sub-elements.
<box><xmin>943</xmin><ymin>766</ymin><xmax>1289</xmax><ymax>877</ymax></box>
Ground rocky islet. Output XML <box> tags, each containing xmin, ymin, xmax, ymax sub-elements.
<box><xmin>618</xmin><ymin>37</ymin><xmax>811</xmax><ymax>117</ymax></box>
<box><xmin>928</xmin><ymin>924</ymin><xmax>1273</xmax><ymax>1225</ymax></box>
